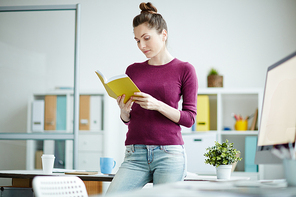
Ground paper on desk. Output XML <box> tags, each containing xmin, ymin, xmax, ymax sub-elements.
<box><xmin>185</xmin><ymin>171</ymin><xmax>199</xmax><ymax>179</ymax></box>
<box><xmin>185</xmin><ymin>172</ymin><xmax>250</xmax><ymax>182</ymax></box>
<box><xmin>65</xmin><ymin>171</ymin><xmax>99</xmax><ymax>175</ymax></box>
<box><xmin>52</xmin><ymin>169</ymin><xmax>100</xmax><ymax>175</ymax></box>
<box><xmin>52</xmin><ymin>169</ymin><xmax>80</xmax><ymax>173</ymax></box>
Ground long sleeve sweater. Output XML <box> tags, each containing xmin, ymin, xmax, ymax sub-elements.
<box><xmin>124</xmin><ymin>58</ymin><xmax>198</xmax><ymax>145</ymax></box>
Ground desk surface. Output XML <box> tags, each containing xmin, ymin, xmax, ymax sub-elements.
<box><xmin>94</xmin><ymin>180</ymin><xmax>296</xmax><ymax>197</ymax></box>
<box><xmin>0</xmin><ymin>170</ymin><xmax>114</xmax><ymax>182</ymax></box>
<box><xmin>0</xmin><ymin>170</ymin><xmax>250</xmax><ymax>182</ymax></box>
<box><xmin>1</xmin><ymin>170</ymin><xmax>295</xmax><ymax>197</ymax></box>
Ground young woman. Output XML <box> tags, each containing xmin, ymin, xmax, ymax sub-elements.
<box><xmin>106</xmin><ymin>2</ymin><xmax>198</xmax><ymax>194</ymax></box>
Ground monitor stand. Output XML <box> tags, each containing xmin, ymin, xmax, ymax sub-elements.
<box><xmin>260</xmin><ymin>163</ymin><xmax>285</xmax><ymax>180</ymax></box>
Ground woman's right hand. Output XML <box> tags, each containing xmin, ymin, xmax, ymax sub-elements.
<box><xmin>117</xmin><ymin>94</ymin><xmax>133</xmax><ymax>123</ymax></box>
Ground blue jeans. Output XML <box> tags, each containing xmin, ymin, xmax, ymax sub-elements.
<box><xmin>106</xmin><ymin>145</ymin><xmax>187</xmax><ymax>194</ymax></box>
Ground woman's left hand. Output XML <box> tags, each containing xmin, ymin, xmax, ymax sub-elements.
<box><xmin>132</xmin><ymin>92</ymin><xmax>160</xmax><ymax>111</ymax></box>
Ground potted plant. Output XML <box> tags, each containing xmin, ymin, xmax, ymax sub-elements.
<box><xmin>207</xmin><ymin>68</ymin><xmax>223</xmax><ymax>87</ymax></box>
<box><xmin>204</xmin><ymin>139</ymin><xmax>242</xmax><ymax>179</ymax></box>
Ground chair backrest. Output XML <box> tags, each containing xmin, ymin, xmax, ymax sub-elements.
<box><xmin>32</xmin><ymin>176</ymin><xmax>88</xmax><ymax>197</ymax></box>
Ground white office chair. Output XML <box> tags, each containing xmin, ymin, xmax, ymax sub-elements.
<box><xmin>32</xmin><ymin>176</ymin><xmax>88</xmax><ymax>197</ymax></box>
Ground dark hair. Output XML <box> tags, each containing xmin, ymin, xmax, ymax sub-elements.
<box><xmin>133</xmin><ymin>2</ymin><xmax>168</xmax><ymax>34</ymax></box>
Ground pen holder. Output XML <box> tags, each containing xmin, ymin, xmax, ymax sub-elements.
<box><xmin>283</xmin><ymin>159</ymin><xmax>296</xmax><ymax>186</ymax></box>
<box><xmin>235</xmin><ymin>120</ymin><xmax>248</xmax><ymax>131</ymax></box>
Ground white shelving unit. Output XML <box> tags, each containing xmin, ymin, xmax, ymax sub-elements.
<box><xmin>183</xmin><ymin>88</ymin><xmax>263</xmax><ymax>178</ymax></box>
<box><xmin>26</xmin><ymin>91</ymin><xmax>105</xmax><ymax>171</ymax></box>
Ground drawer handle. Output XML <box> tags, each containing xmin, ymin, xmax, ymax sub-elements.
<box><xmin>194</xmin><ymin>139</ymin><xmax>202</xmax><ymax>142</ymax></box>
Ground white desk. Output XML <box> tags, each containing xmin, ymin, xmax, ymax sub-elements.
<box><xmin>2</xmin><ymin>170</ymin><xmax>294</xmax><ymax>197</ymax></box>
<box><xmin>0</xmin><ymin>170</ymin><xmax>249</xmax><ymax>184</ymax></box>
<box><xmin>0</xmin><ymin>170</ymin><xmax>114</xmax><ymax>184</ymax></box>
<box><xmin>91</xmin><ymin>180</ymin><xmax>296</xmax><ymax>197</ymax></box>
<box><xmin>0</xmin><ymin>170</ymin><xmax>110</xmax><ymax>195</ymax></box>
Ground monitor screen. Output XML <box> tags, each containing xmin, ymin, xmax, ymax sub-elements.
<box><xmin>255</xmin><ymin>51</ymin><xmax>296</xmax><ymax>164</ymax></box>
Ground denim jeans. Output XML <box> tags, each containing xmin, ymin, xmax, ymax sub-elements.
<box><xmin>106</xmin><ymin>145</ymin><xmax>187</xmax><ymax>194</ymax></box>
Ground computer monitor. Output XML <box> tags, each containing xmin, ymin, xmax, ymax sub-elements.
<box><xmin>255</xmin><ymin>51</ymin><xmax>296</xmax><ymax>164</ymax></box>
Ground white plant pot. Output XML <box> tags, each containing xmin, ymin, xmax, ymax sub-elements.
<box><xmin>216</xmin><ymin>165</ymin><xmax>232</xmax><ymax>179</ymax></box>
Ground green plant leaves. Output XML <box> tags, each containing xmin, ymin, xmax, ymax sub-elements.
<box><xmin>208</xmin><ymin>68</ymin><xmax>219</xmax><ymax>76</ymax></box>
<box><xmin>204</xmin><ymin>139</ymin><xmax>242</xmax><ymax>167</ymax></box>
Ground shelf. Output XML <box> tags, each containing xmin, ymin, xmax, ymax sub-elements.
<box><xmin>0</xmin><ymin>133</ymin><xmax>74</xmax><ymax>140</ymax></box>
<box><xmin>79</xmin><ymin>131</ymin><xmax>104</xmax><ymax>134</ymax></box>
<box><xmin>221</xmin><ymin>131</ymin><xmax>258</xmax><ymax>135</ymax></box>
<box><xmin>26</xmin><ymin>92</ymin><xmax>105</xmax><ymax>171</ymax></box>
<box><xmin>183</xmin><ymin>131</ymin><xmax>217</xmax><ymax>134</ymax></box>
<box><xmin>184</xmin><ymin>131</ymin><xmax>258</xmax><ymax>136</ymax></box>
<box><xmin>198</xmin><ymin>88</ymin><xmax>262</xmax><ymax>94</ymax></box>
<box><xmin>184</xmin><ymin>88</ymin><xmax>262</xmax><ymax>176</ymax></box>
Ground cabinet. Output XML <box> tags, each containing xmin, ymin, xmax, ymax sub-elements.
<box><xmin>26</xmin><ymin>91</ymin><xmax>105</xmax><ymax>171</ymax></box>
<box><xmin>183</xmin><ymin>88</ymin><xmax>263</xmax><ymax>177</ymax></box>
<box><xmin>78</xmin><ymin>132</ymin><xmax>104</xmax><ymax>171</ymax></box>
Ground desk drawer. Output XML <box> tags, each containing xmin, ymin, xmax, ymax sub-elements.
<box><xmin>183</xmin><ymin>133</ymin><xmax>217</xmax><ymax>174</ymax></box>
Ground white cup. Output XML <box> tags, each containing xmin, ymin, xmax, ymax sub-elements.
<box><xmin>41</xmin><ymin>154</ymin><xmax>55</xmax><ymax>174</ymax></box>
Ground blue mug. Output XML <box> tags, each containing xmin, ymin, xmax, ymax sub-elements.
<box><xmin>100</xmin><ymin>157</ymin><xmax>116</xmax><ymax>174</ymax></box>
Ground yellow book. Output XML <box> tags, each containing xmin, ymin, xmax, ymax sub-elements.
<box><xmin>95</xmin><ymin>70</ymin><xmax>140</xmax><ymax>103</ymax></box>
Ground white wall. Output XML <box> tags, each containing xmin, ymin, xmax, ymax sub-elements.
<box><xmin>2</xmin><ymin>0</ymin><xmax>295</xmax><ymax>89</ymax></box>
<box><xmin>0</xmin><ymin>0</ymin><xmax>296</xmax><ymax>177</ymax></box>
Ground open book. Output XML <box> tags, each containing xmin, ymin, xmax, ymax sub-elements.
<box><xmin>95</xmin><ymin>70</ymin><xmax>140</xmax><ymax>103</ymax></box>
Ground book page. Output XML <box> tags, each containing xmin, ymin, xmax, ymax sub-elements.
<box><xmin>108</xmin><ymin>74</ymin><xmax>128</xmax><ymax>83</ymax></box>
<box><xmin>95</xmin><ymin>70</ymin><xmax>107</xmax><ymax>83</ymax></box>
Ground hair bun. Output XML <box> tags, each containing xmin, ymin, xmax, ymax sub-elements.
<box><xmin>139</xmin><ymin>2</ymin><xmax>157</xmax><ymax>14</ymax></box>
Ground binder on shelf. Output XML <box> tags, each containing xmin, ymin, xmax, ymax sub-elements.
<box><xmin>245</xmin><ymin>136</ymin><xmax>258</xmax><ymax>172</ymax></box>
<box><xmin>90</xmin><ymin>95</ymin><xmax>102</xmax><ymax>131</ymax></box>
<box><xmin>32</xmin><ymin>100</ymin><xmax>44</xmax><ymax>132</ymax></box>
<box><xmin>196</xmin><ymin>95</ymin><xmax>210</xmax><ymax>131</ymax></box>
<box><xmin>68</xmin><ymin>95</ymin><xmax>74</xmax><ymax>132</ymax></box>
<box><xmin>54</xmin><ymin>140</ymin><xmax>66</xmax><ymax>168</ymax></box>
<box><xmin>191</xmin><ymin>122</ymin><xmax>196</xmax><ymax>131</ymax></box>
<box><xmin>79</xmin><ymin>95</ymin><xmax>90</xmax><ymax>130</ymax></box>
<box><xmin>44</xmin><ymin>95</ymin><xmax>57</xmax><ymax>130</ymax></box>
<box><xmin>69</xmin><ymin>94</ymin><xmax>103</xmax><ymax>131</ymax></box>
<box><xmin>56</xmin><ymin>95</ymin><xmax>67</xmax><ymax>131</ymax></box>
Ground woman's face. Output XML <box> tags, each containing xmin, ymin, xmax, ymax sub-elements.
<box><xmin>134</xmin><ymin>23</ymin><xmax>167</xmax><ymax>59</ymax></box>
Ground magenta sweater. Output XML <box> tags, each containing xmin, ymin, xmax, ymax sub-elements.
<box><xmin>124</xmin><ymin>58</ymin><xmax>198</xmax><ymax>145</ymax></box>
